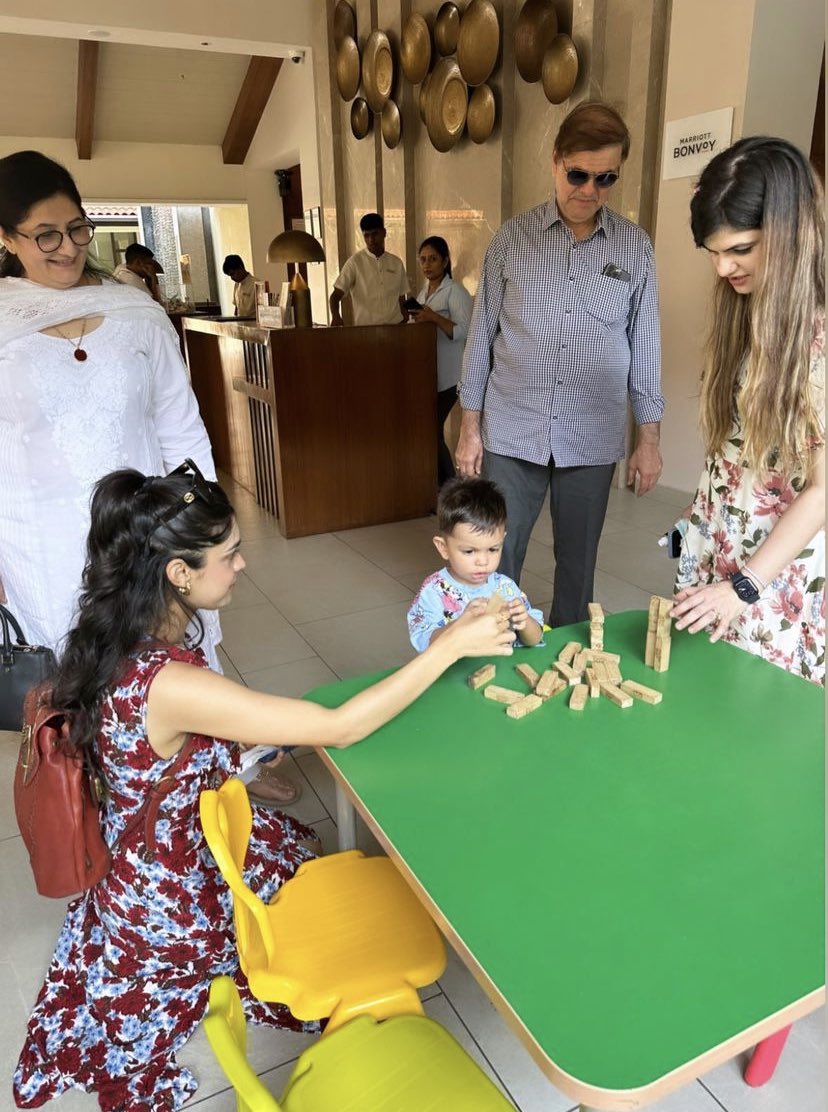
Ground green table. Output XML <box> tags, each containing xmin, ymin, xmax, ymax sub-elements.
<box><xmin>307</xmin><ymin>611</ymin><xmax>825</xmax><ymax>1110</ymax></box>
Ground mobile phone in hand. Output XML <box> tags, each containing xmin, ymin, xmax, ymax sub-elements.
<box><xmin>403</xmin><ymin>297</ymin><xmax>422</xmax><ymax>312</ymax></box>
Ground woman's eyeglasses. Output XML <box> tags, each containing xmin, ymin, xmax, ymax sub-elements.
<box><xmin>15</xmin><ymin>222</ymin><xmax>96</xmax><ymax>254</ymax></box>
<box><xmin>562</xmin><ymin>164</ymin><xmax>619</xmax><ymax>190</ymax></box>
<box><xmin>153</xmin><ymin>459</ymin><xmax>216</xmax><ymax>527</ymax></box>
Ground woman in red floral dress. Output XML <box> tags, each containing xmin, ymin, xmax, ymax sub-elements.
<box><xmin>672</xmin><ymin>137</ymin><xmax>825</xmax><ymax>684</ymax></box>
<box><xmin>13</xmin><ymin>461</ymin><xmax>516</xmax><ymax>1110</ymax></box>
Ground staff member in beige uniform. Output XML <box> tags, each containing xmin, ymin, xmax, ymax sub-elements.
<box><xmin>330</xmin><ymin>212</ymin><xmax>407</xmax><ymax>325</ymax></box>
<box><xmin>222</xmin><ymin>254</ymin><xmax>258</xmax><ymax>318</ymax></box>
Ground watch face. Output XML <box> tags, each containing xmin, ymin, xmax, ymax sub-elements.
<box><xmin>732</xmin><ymin>573</ymin><xmax>760</xmax><ymax>603</ymax></box>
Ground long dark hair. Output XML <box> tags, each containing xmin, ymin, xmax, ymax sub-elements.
<box><xmin>419</xmin><ymin>235</ymin><xmax>452</xmax><ymax>277</ymax></box>
<box><xmin>0</xmin><ymin>149</ymin><xmax>107</xmax><ymax>280</ymax></box>
<box><xmin>690</xmin><ymin>136</ymin><xmax>824</xmax><ymax>478</ymax></box>
<box><xmin>52</xmin><ymin>467</ymin><xmax>235</xmax><ymax>770</ymax></box>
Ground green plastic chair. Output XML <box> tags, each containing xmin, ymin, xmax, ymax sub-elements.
<box><xmin>204</xmin><ymin>975</ymin><xmax>515</xmax><ymax>1112</ymax></box>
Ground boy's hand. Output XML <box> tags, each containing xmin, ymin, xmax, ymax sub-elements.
<box><xmin>506</xmin><ymin>598</ymin><xmax>527</xmax><ymax>630</ymax></box>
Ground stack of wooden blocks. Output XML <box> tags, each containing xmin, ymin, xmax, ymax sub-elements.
<box><xmin>645</xmin><ymin>596</ymin><xmax>673</xmax><ymax>672</ymax></box>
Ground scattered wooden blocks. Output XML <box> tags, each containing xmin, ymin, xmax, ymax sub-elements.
<box><xmin>572</xmin><ymin>650</ymin><xmax>589</xmax><ymax>673</ymax></box>
<box><xmin>484</xmin><ymin>685</ymin><xmax>523</xmax><ymax>705</ymax></box>
<box><xmin>646</xmin><ymin>595</ymin><xmax>673</xmax><ymax>672</ymax></box>
<box><xmin>515</xmin><ymin>663</ymin><xmax>541</xmax><ymax>688</ymax></box>
<box><xmin>506</xmin><ymin>693</ymin><xmax>543</xmax><ymax>719</ymax></box>
<box><xmin>553</xmin><ymin>660</ymin><xmax>581</xmax><ymax>685</ymax></box>
<box><xmin>584</xmin><ymin>667</ymin><xmax>601</xmax><ymax>698</ymax></box>
<box><xmin>588</xmin><ymin>602</ymin><xmax>605</xmax><ymax>651</ymax></box>
<box><xmin>535</xmin><ymin>669</ymin><xmax>566</xmax><ymax>699</ymax></box>
<box><xmin>557</xmin><ymin>640</ymin><xmax>581</xmax><ymax>665</ymax></box>
<box><xmin>569</xmin><ymin>684</ymin><xmax>589</xmax><ymax>711</ymax></box>
<box><xmin>620</xmin><ymin>679</ymin><xmax>663</xmax><ymax>705</ymax></box>
<box><xmin>599</xmin><ymin>681</ymin><xmax>633</xmax><ymax>709</ymax></box>
<box><xmin>468</xmin><ymin>663</ymin><xmax>496</xmax><ymax>690</ymax></box>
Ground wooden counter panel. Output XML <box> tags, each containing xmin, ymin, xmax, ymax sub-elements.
<box><xmin>270</xmin><ymin>326</ymin><xmax>436</xmax><ymax>537</ymax></box>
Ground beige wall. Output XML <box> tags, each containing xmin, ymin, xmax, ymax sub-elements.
<box><xmin>653</xmin><ymin>0</ymin><xmax>823</xmax><ymax>491</ymax></box>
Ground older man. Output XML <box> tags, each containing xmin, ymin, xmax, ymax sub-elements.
<box><xmin>457</xmin><ymin>101</ymin><xmax>664</xmax><ymax>627</ymax></box>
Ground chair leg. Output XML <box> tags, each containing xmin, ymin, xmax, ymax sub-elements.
<box><xmin>744</xmin><ymin>1024</ymin><xmax>792</xmax><ymax>1086</ymax></box>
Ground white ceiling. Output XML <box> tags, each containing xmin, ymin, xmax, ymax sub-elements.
<box><xmin>0</xmin><ymin>34</ymin><xmax>252</xmax><ymax>145</ymax></box>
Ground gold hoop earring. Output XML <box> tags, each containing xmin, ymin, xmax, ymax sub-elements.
<box><xmin>177</xmin><ymin>583</ymin><xmax>191</xmax><ymax>597</ymax></box>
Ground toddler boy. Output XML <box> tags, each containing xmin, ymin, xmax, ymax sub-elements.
<box><xmin>408</xmin><ymin>477</ymin><xmax>544</xmax><ymax>652</ymax></box>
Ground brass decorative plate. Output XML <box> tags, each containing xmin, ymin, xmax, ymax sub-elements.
<box><xmin>542</xmin><ymin>34</ymin><xmax>579</xmax><ymax>104</ymax></box>
<box><xmin>425</xmin><ymin>56</ymin><xmax>468</xmax><ymax>153</ymax></box>
<box><xmin>363</xmin><ymin>29</ymin><xmax>394</xmax><ymax>113</ymax></box>
<box><xmin>350</xmin><ymin>97</ymin><xmax>373</xmax><ymax>139</ymax></box>
<box><xmin>434</xmin><ymin>2</ymin><xmax>461</xmax><ymax>57</ymax></box>
<box><xmin>335</xmin><ymin>35</ymin><xmax>361</xmax><ymax>101</ymax></box>
<box><xmin>457</xmin><ymin>0</ymin><xmax>499</xmax><ymax>87</ymax></box>
<box><xmin>333</xmin><ymin>0</ymin><xmax>356</xmax><ymax>50</ymax></box>
<box><xmin>515</xmin><ymin>0</ymin><xmax>558</xmax><ymax>83</ymax></box>
<box><xmin>418</xmin><ymin>71</ymin><xmax>432</xmax><ymax>123</ymax></box>
<box><xmin>381</xmin><ymin>100</ymin><xmax>402</xmax><ymax>148</ymax></box>
<box><xmin>400</xmin><ymin>12</ymin><xmax>431</xmax><ymax>84</ymax></box>
<box><xmin>467</xmin><ymin>83</ymin><xmax>495</xmax><ymax>143</ymax></box>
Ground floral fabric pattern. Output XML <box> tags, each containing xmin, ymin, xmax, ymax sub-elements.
<box><xmin>14</xmin><ymin>645</ymin><xmax>318</xmax><ymax>1111</ymax></box>
<box><xmin>407</xmin><ymin>568</ymin><xmax>543</xmax><ymax>652</ymax></box>
<box><xmin>676</xmin><ymin>326</ymin><xmax>825</xmax><ymax>684</ymax></box>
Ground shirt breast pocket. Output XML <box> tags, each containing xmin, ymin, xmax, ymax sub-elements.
<box><xmin>576</xmin><ymin>274</ymin><xmax>631</xmax><ymax>327</ymax></box>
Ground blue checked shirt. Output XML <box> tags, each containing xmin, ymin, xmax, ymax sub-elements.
<box><xmin>459</xmin><ymin>199</ymin><xmax>664</xmax><ymax>467</ymax></box>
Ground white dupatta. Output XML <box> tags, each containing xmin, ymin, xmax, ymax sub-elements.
<box><xmin>0</xmin><ymin>275</ymin><xmax>177</xmax><ymax>344</ymax></box>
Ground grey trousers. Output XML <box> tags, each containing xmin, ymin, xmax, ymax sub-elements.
<box><xmin>483</xmin><ymin>451</ymin><xmax>616</xmax><ymax>627</ymax></box>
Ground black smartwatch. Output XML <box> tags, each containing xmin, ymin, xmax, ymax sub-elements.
<box><xmin>730</xmin><ymin>570</ymin><xmax>761</xmax><ymax>604</ymax></box>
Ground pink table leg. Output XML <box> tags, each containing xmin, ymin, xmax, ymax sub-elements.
<box><xmin>744</xmin><ymin>1024</ymin><xmax>792</xmax><ymax>1086</ymax></box>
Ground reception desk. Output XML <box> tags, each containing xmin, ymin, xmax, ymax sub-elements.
<box><xmin>183</xmin><ymin>318</ymin><xmax>437</xmax><ymax>538</ymax></box>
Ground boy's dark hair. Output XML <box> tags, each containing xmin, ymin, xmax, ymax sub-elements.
<box><xmin>124</xmin><ymin>242</ymin><xmax>154</xmax><ymax>264</ymax></box>
<box><xmin>359</xmin><ymin>212</ymin><xmax>384</xmax><ymax>232</ymax></box>
<box><xmin>437</xmin><ymin>477</ymin><xmax>507</xmax><ymax>535</ymax></box>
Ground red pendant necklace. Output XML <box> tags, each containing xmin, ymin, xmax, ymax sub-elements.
<box><xmin>52</xmin><ymin>319</ymin><xmax>88</xmax><ymax>361</ymax></box>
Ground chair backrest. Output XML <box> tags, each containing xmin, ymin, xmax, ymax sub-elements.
<box><xmin>199</xmin><ymin>778</ymin><xmax>278</xmax><ymax>968</ymax></box>
<box><xmin>204</xmin><ymin>976</ymin><xmax>281</xmax><ymax>1112</ymax></box>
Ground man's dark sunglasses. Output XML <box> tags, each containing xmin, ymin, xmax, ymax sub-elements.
<box><xmin>154</xmin><ymin>458</ymin><xmax>216</xmax><ymax>527</ymax></box>
<box><xmin>563</xmin><ymin>163</ymin><xmax>619</xmax><ymax>189</ymax></box>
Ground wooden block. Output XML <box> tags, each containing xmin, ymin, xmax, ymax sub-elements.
<box><xmin>569</xmin><ymin>683</ymin><xmax>589</xmax><ymax>710</ymax></box>
<box><xmin>645</xmin><ymin>595</ymin><xmax>660</xmax><ymax>666</ymax></box>
<box><xmin>587</xmin><ymin>602</ymin><xmax>605</xmax><ymax>623</ymax></box>
<box><xmin>506</xmin><ymin>693</ymin><xmax>544</xmax><ymax>719</ymax></box>
<box><xmin>653</xmin><ymin>635</ymin><xmax>671</xmax><ymax>673</ymax></box>
<box><xmin>468</xmin><ymin>663</ymin><xmax>496</xmax><ymax>690</ymax></box>
<box><xmin>535</xmin><ymin>669</ymin><xmax>566</xmax><ymax>699</ymax></box>
<box><xmin>620</xmin><ymin>679</ymin><xmax>663</xmax><ymax>705</ymax></box>
<box><xmin>584</xmin><ymin>667</ymin><xmax>601</xmax><ymax>698</ymax></box>
<box><xmin>515</xmin><ymin>663</ymin><xmax>540</xmax><ymax>688</ymax></box>
<box><xmin>599</xmin><ymin>681</ymin><xmax>633</xmax><ymax>709</ymax></box>
<box><xmin>485</xmin><ymin>592</ymin><xmax>507</xmax><ymax>614</ymax></box>
<box><xmin>605</xmin><ymin>662</ymin><xmax>622</xmax><ymax>685</ymax></box>
<box><xmin>589</xmin><ymin>650</ymin><xmax>621</xmax><ymax>664</ymax></box>
<box><xmin>484</xmin><ymin>684</ymin><xmax>523</xmax><ymax>705</ymax></box>
<box><xmin>557</xmin><ymin>640</ymin><xmax>581</xmax><ymax>665</ymax></box>
<box><xmin>590</xmin><ymin>659</ymin><xmax>609</xmax><ymax>683</ymax></box>
<box><xmin>554</xmin><ymin>660</ymin><xmax>581</xmax><ymax>685</ymax></box>
<box><xmin>572</xmin><ymin>650</ymin><xmax>589</xmax><ymax>673</ymax></box>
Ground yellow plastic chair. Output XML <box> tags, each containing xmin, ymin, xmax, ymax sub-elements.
<box><xmin>199</xmin><ymin>777</ymin><xmax>446</xmax><ymax>1032</ymax></box>
<box><xmin>203</xmin><ymin>975</ymin><xmax>515</xmax><ymax>1112</ymax></box>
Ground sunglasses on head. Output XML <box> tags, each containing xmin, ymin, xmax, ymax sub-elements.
<box><xmin>153</xmin><ymin>458</ymin><xmax>216</xmax><ymax>528</ymax></box>
<box><xmin>563</xmin><ymin>163</ymin><xmax>619</xmax><ymax>189</ymax></box>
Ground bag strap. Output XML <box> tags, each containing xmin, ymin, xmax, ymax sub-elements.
<box><xmin>0</xmin><ymin>603</ymin><xmax>29</xmax><ymax>650</ymax></box>
<box><xmin>110</xmin><ymin>736</ymin><xmax>197</xmax><ymax>862</ymax></box>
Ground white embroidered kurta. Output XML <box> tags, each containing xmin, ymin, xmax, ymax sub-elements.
<box><xmin>0</xmin><ymin>307</ymin><xmax>216</xmax><ymax>656</ymax></box>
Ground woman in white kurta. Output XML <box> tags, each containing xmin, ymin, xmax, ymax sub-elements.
<box><xmin>0</xmin><ymin>150</ymin><xmax>217</xmax><ymax>658</ymax></box>
<box><xmin>408</xmin><ymin>236</ymin><xmax>473</xmax><ymax>487</ymax></box>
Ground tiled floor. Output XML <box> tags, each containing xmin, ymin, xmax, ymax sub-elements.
<box><xmin>1</xmin><ymin>476</ymin><xmax>823</xmax><ymax>1111</ymax></box>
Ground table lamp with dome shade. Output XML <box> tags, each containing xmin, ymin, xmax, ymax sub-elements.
<box><xmin>266</xmin><ymin>229</ymin><xmax>325</xmax><ymax>328</ymax></box>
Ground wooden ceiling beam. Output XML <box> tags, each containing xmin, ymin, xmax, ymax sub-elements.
<box><xmin>222</xmin><ymin>55</ymin><xmax>283</xmax><ymax>165</ymax></box>
<box><xmin>75</xmin><ymin>40</ymin><xmax>99</xmax><ymax>160</ymax></box>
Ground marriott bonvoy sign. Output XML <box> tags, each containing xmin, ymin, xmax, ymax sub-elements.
<box><xmin>661</xmin><ymin>107</ymin><xmax>734</xmax><ymax>181</ymax></box>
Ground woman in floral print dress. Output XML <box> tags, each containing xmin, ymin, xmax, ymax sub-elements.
<box><xmin>14</xmin><ymin>463</ymin><xmax>516</xmax><ymax>1110</ymax></box>
<box><xmin>672</xmin><ymin>137</ymin><xmax>824</xmax><ymax>684</ymax></box>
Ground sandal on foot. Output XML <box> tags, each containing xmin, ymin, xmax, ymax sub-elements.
<box><xmin>246</xmin><ymin>765</ymin><xmax>302</xmax><ymax>808</ymax></box>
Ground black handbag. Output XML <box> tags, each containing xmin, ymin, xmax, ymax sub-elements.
<box><xmin>0</xmin><ymin>605</ymin><xmax>56</xmax><ymax>731</ymax></box>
